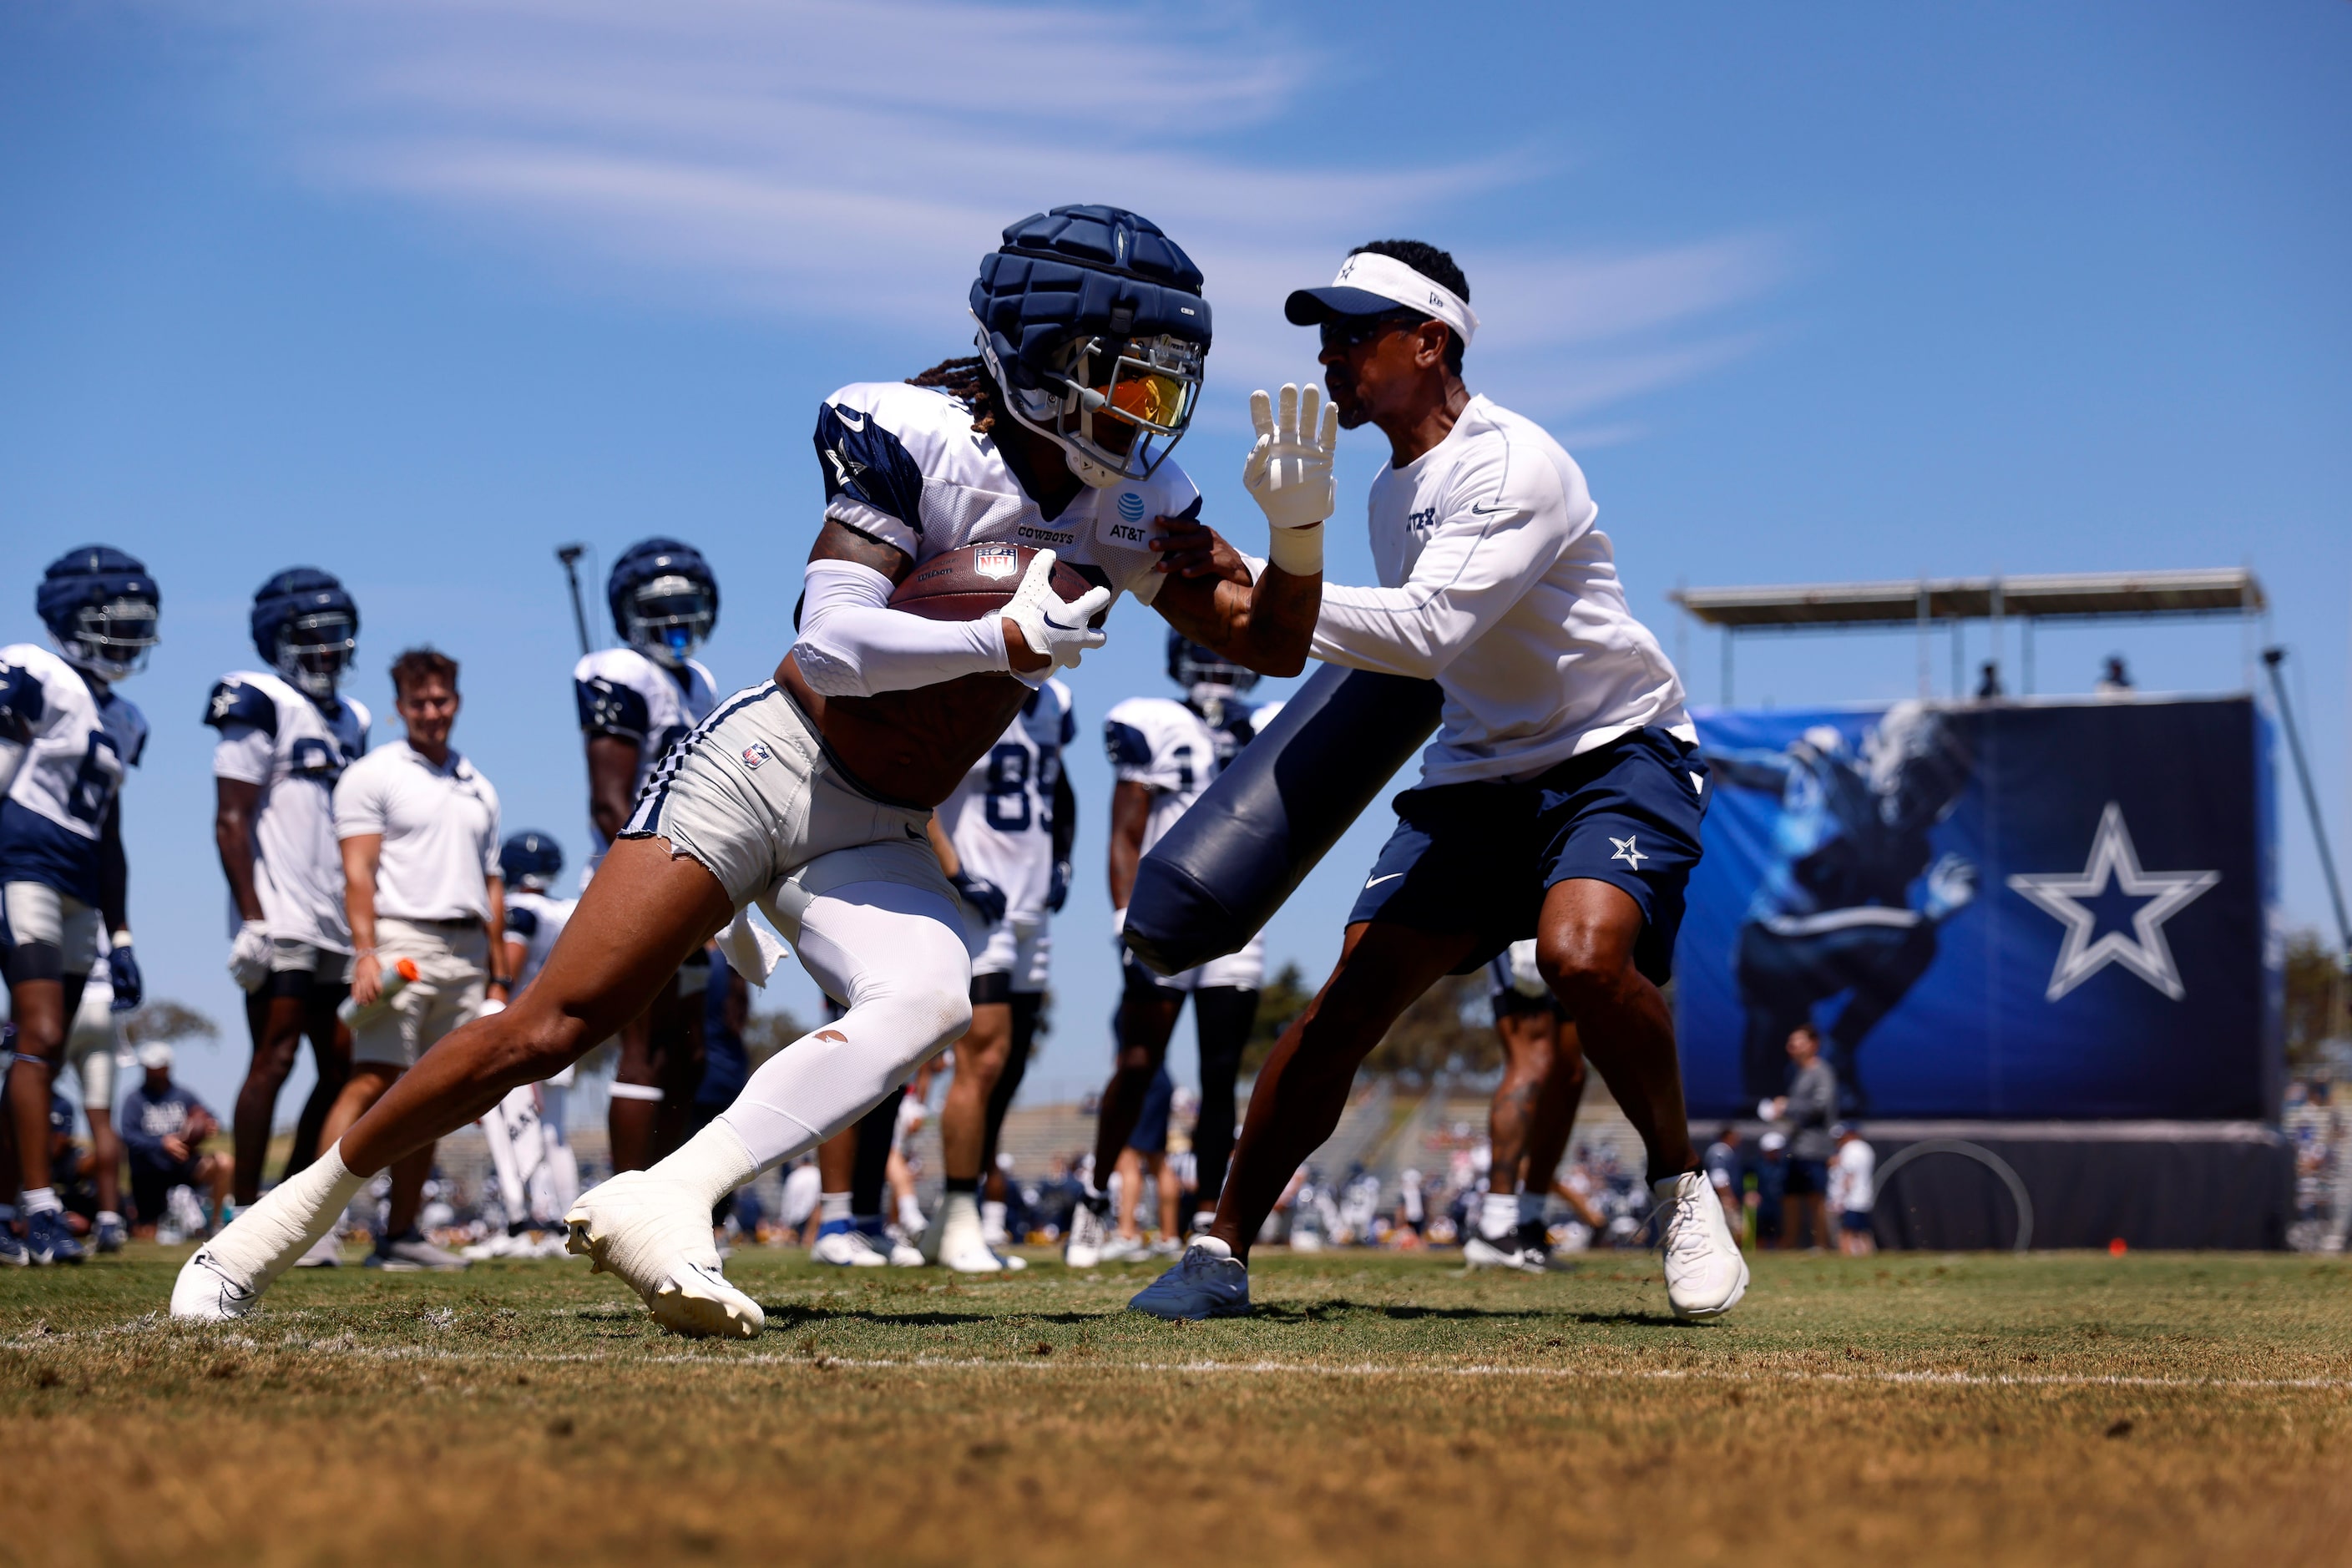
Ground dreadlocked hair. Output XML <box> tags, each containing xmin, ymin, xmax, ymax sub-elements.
<box><xmin>908</xmin><ymin>356</ymin><xmax>1002</xmax><ymax>437</ymax></box>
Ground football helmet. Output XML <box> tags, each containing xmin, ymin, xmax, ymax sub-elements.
<box><xmin>1167</xmin><ymin>630</ymin><xmax>1258</xmax><ymax>724</ymax></box>
<box><xmin>609</xmin><ymin>539</ymin><xmax>719</xmax><ymax>669</ymax></box>
<box><xmin>250</xmin><ymin>568</ymin><xmax>359</xmax><ymax>701</ymax></box>
<box><xmin>38</xmin><ymin>546</ymin><xmax>160</xmax><ymax>682</ymax></box>
<box><xmin>970</xmin><ymin>205</ymin><xmax>1211</xmax><ymax>489</ymax></box>
<box><xmin>498</xmin><ymin>831</ymin><xmax>564</xmax><ymax>893</ymax></box>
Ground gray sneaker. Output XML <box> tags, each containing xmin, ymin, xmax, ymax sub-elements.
<box><xmin>368</xmin><ymin>1232</ymin><xmax>470</xmax><ymax>1272</ymax></box>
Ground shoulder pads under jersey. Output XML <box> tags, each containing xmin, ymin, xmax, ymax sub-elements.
<box><xmin>203</xmin><ymin>677</ymin><xmax>277</xmax><ymax>737</ymax></box>
<box><xmin>504</xmin><ymin>904</ymin><xmax>540</xmax><ymax>938</ymax></box>
<box><xmin>814</xmin><ymin>395</ymin><xmax>928</xmax><ymax>532</ymax></box>
<box><xmin>0</xmin><ymin>660</ymin><xmax>45</xmax><ymax>743</ymax></box>
<box><xmin>575</xmin><ymin>675</ymin><xmax>653</xmax><ymax>745</ymax></box>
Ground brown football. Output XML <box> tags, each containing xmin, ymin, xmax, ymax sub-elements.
<box><xmin>887</xmin><ymin>542</ymin><xmax>1110</xmax><ymax>627</ymax></box>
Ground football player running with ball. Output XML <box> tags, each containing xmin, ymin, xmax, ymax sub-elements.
<box><xmin>918</xmin><ymin>672</ymin><xmax>1075</xmax><ymax>1272</ymax></box>
<box><xmin>1066</xmin><ymin>634</ymin><xmax>1277</xmax><ymax>1265</ymax></box>
<box><xmin>176</xmin><ymin>204</ymin><xmax>1328</xmax><ymax>1336</ymax></box>
<box><xmin>1130</xmin><ymin>240</ymin><xmax>1748</xmax><ymax>1322</ymax></box>
<box><xmin>209</xmin><ymin>570</ymin><xmax>369</xmax><ymax>1249</ymax></box>
<box><xmin>0</xmin><ymin>549</ymin><xmax>158</xmax><ymax>1266</ymax></box>
<box><xmin>574</xmin><ymin>540</ymin><xmax>722</xmax><ymax>1170</ymax></box>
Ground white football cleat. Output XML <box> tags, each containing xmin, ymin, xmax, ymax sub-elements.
<box><xmin>887</xmin><ymin>1232</ymin><xmax>924</xmax><ymax>1267</ymax></box>
<box><xmin>170</xmin><ymin>1247</ymin><xmax>261</xmax><ymax>1323</ymax></box>
<box><xmin>811</xmin><ymin>1224</ymin><xmax>890</xmax><ymax>1267</ymax></box>
<box><xmin>1654</xmin><ymin>1170</ymin><xmax>1749</xmax><ymax>1319</ymax></box>
<box><xmin>1063</xmin><ymin>1199</ymin><xmax>1107</xmax><ymax>1268</ymax></box>
<box><xmin>928</xmin><ymin>1194</ymin><xmax>1004</xmax><ymax>1274</ymax></box>
<box><xmin>564</xmin><ymin>1171</ymin><xmax>764</xmax><ymax>1341</ymax></box>
<box><xmin>1462</xmin><ymin>1231</ymin><xmax>1530</xmax><ymax>1272</ymax></box>
<box><xmin>1128</xmin><ymin>1237</ymin><xmax>1251</xmax><ymax>1320</ymax></box>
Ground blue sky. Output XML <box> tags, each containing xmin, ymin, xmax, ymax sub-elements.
<box><xmin>4</xmin><ymin>1</ymin><xmax>2346</xmax><ymax>1120</ymax></box>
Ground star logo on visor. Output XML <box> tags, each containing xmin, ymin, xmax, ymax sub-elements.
<box><xmin>2006</xmin><ymin>802</ymin><xmax>2219</xmax><ymax>1002</ymax></box>
<box><xmin>1610</xmin><ymin>835</ymin><xmax>1646</xmax><ymax>871</ymax></box>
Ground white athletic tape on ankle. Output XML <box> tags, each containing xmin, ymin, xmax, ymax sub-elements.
<box><xmin>650</xmin><ymin>1119</ymin><xmax>758</xmax><ymax>1206</ymax></box>
<box><xmin>205</xmin><ymin>1143</ymin><xmax>367</xmax><ymax>1288</ymax></box>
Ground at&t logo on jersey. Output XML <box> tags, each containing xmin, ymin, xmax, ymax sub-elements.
<box><xmin>974</xmin><ymin>543</ymin><xmax>1019</xmax><ymax>581</ymax></box>
<box><xmin>1117</xmin><ymin>492</ymin><xmax>1146</xmax><ymax>524</ymax></box>
<box><xmin>1106</xmin><ymin>490</ymin><xmax>1150</xmax><ymax>544</ymax></box>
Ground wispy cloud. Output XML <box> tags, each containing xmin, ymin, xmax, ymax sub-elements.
<box><xmin>231</xmin><ymin>0</ymin><xmax>1791</xmax><ymax>427</ymax></box>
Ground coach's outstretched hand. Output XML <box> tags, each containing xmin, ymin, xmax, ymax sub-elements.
<box><xmin>1243</xmin><ymin>382</ymin><xmax>1338</xmax><ymax>575</ymax></box>
<box><xmin>1001</xmin><ymin>548</ymin><xmax>1110</xmax><ymax>680</ymax></box>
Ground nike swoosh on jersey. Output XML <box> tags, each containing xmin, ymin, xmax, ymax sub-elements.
<box><xmin>832</xmin><ymin>406</ymin><xmax>867</xmax><ymax>431</ymax></box>
<box><xmin>1363</xmin><ymin>873</ymin><xmax>1404</xmax><ymax>888</ymax></box>
<box><xmin>1469</xmin><ymin>500</ymin><xmax>1515</xmax><ymax>516</ymax></box>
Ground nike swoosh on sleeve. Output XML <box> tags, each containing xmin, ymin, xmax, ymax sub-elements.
<box><xmin>1468</xmin><ymin>500</ymin><xmax>1514</xmax><ymax>516</ymax></box>
<box><xmin>1363</xmin><ymin>873</ymin><xmax>1404</xmax><ymax>888</ymax></box>
<box><xmin>832</xmin><ymin>407</ymin><xmax>867</xmax><ymax>431</ymax></box>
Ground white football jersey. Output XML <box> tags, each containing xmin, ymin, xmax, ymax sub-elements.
<box><xmin>814</xmin><ymin>382</ymin><xmax>1201</xmax><ymax>608</ymax></box>
<box><xmin>0</xmin><ymin>642</ymin><xmax>149</xmax><ymax>903</ymax></box>
<box><xmin>503</xmin><ymin>888</ymin><xmax>576</xmax><ymax>994</ymax></box>
<box><xmin>573</xmin><ymin>645</ymin><xmax>718</xmax><ymax>861</ymax></box>
<box><xmin>207</xmin><ymin>670</ymin><xmax>372</xmax><ymax>950</ymax></box>
<box><xmin>935</xmin><ymin>677</ymin><xmax>1073</xmax><ymax>920</ymax></box>
<box><xmin>1309</xmin><ymin>394</ymin><xmax>1693</xmax><ymax>787</ymax></box>
<box><xmin>1102</xmin><ymin>695</ymin><xmax>1277</xmax><ymax>857</ymax></box>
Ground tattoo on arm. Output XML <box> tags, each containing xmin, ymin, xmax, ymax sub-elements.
<box><xmin>810</xmin><ymin>517</ymin><xmax>915</xmax><ymax>585</ymax></box>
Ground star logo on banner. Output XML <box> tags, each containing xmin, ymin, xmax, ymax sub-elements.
<box><xmin>2006</xmin><ymin>802</ymin><xmax>2219</xmax><ymax>1003</ymax></box>
<box><xmin>1610</xmin><ymin>834</ymin><xmax>1646</xmax><ymax>871</ymax></box>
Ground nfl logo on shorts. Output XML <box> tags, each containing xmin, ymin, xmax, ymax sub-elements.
<box><xmin>974</xmin><ymin>543</ymin><xmax>1019</xmax><ymax>581</ymax></box>
<box><xmin>741</xmin><ymin>741</ymin><xmax>771</xmax><ymax>770</ymax></box>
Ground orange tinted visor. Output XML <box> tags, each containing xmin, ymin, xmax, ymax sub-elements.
<box><xmin>1106</xmin><ymin>370</ymin><xmax>1186</xmax><ymax>431</ymax></box>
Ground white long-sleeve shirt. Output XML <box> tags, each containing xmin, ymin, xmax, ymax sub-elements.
<box><xmin>1308</xmin><ymin>395</ymin><xmax>1692</xmax><ymax>787</ymax></box>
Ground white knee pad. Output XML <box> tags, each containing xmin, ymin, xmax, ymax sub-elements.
<box><xmin>716</xmin><ymin>881</ymin><xmax>971</xmax><ymax>1171</ymax></box>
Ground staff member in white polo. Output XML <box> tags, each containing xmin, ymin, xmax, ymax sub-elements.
<box><xmin>321</xmin><ymin>647</ymin><xmax>507</xmax><ymax>1272</ymax></box>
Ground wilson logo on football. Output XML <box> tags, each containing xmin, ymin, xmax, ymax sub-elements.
<box><xmin>1117</xmin><ymin>492</ymin><xmax>1146</xmax><ymax>524</ymax></box>
<box><xmin>974</xmin><ymin>544</ymin><xmax>1019</xmax><ymax>581</ymax></box>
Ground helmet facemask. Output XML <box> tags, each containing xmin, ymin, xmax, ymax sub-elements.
<box><xmin>1169</xmin><ymin>636</ymin><xmax>1258</xmax><ymax>727</ymax></box>
<box><xmin>273</xmin><ymin>609</ymin><xmax>357</xmax><ymax>701</ymax></box>
<box><xmin>58</xmin><ymin>596</ymin><xmax>160</xmax><ymax>682</ymax></box>
<box><xmin>982</xmin><ymin>328</ymin><xmax>1203</xmax><ymax>490</ymax></box>
<box><xmin>624</xmin><ymin>573</ymin><xmax>716</xmax><ymax>669</ymax></box>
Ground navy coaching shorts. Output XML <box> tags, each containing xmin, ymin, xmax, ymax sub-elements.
<box><xmin>1347</xmin><ymin>726</ymin><xmax>1708</xmax><ymax>985</ymax></box>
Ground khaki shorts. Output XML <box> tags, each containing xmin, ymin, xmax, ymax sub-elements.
<box><xmin>271</xmin><ymin>938</ymin><xmax>352</xmax><ymax>984</ymax></box>
<box><xmin>352</xmin><ymin>918</ymin><xmax>488</xmax><ymax>1070</ymax></box>
<box><xmin>621</xmin><ymin>681</ymin><xmax>959</xmax><ymax>921</ymax></box>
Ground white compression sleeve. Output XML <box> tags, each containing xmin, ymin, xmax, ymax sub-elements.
<box><xmin>674</xmin><ymin>881</ymin><xmax>973</xmax><ymax>1202</ymax></box>
<box><xmin>791</xmin><ymin>559</ymin><xmax>1011</xmax><ymax>698</ymax></box>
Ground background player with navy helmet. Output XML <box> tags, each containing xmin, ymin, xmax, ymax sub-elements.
<box><xmin>1066</xmin><ymin>634</ymin><xmax>1279</xmax><ymax>1265</ymax></box>
<box><xmin>1133</xmin><ymin>240</ymin><xmax>1745</xmax><ymax>1323</ymax></box>
<box><xmin>574</xmin><ymin>539</ymin><xmax>722</xmax><ymax>1172</ymax></box>
<box><xmin>177</xmin><ymin>204</ymin><xmax>1324</xmax><ymax>1338</ymax></box>
<box><xmin>466</xmin><ymin>831</ymin><xmax>581</xmax><ymax>1258</ymax></box>
<box><xmin>918</xmin><ymin>675</ymin><xmax>1075</xmax><ymax>1272</ymax></box>
<box><xmin>208</xmin><ymin>569</ymin><xmax>369</xmax><ymax>1237</ymax></box>
<box><xmin>0</xmin><ymin>547</ymin><xmax>157</xmax><ymax>1266</ymax></box>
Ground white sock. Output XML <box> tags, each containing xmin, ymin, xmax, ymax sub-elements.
<box><xmin>647</xmin><ymin>1119</ymin><xmax>757</xmax><ymax>1209</ymax></box>
<box><xmin>1479</xmin><ymin>1191</ymin><xmax>1517</xmax><ymax>1239</ymax></box>
<box><xmin>1518</xmin><ymin>1191</ymin><xmax>1545</xmax><ymax>1227</ymax></box>
<box><xmin>204</xmin><ymin>1142</ymin><xmax>367</xmax><ymax>1289</ymax></box>
<box><xmin>941</xmin><ymin>1191</ymin><xmax>978</xmax><ymax>1223</ymax></box>
<box><xmin>898</xmin><ymin>1194</ymin><xmax>925</xmax><ymax>1232</ymax></box>
<box><xmin>97</xmin><ymin>1209</ymin><xmax>122</xmax><ymax>1225</ymax></box>
<box><xmin>980</xmin><ymin>1199</ymin><xmax>1007</xmax><ymax>1231</ymax></box>
<box><xmin>20</xmin><ymin>1186</ymin><xmax>61</xmax><ymax>1216</ymax></box>
<box><xmin>819</xmin><ymin>1191</ymin><xmax>851</xmax><ymax>1226</ymax></box>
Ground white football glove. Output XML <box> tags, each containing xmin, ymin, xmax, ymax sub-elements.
<box><xmin>1243</xmin><ymin>383</ymin><xmax>1338</xmax><ymax>574</ymax></box>
<box><xmin>228</xmin><ymin>918</ymin><xmax>272</xmax><ymax>994</ymax></box>
<box><xmin>1923</xmin><ymin>852</ymin><xmax>1979</xmax><ymax>921</ymax></box>
<box><xmin>1001</xmin><ymin>549</ymin><xmax>1111</xmax><ymax>681</ymax></box>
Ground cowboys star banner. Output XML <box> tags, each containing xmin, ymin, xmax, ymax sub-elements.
<box><xmin>1673</xmin><ymin>696</ymin><xmax>2282</xmax><ymax>1121</ymax></box>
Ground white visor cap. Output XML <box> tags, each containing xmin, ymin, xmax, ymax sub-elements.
<box><xmin>1283</xmin><ymin>250</ymin><xmax>1479</xmax><ymax>348</ymax></box>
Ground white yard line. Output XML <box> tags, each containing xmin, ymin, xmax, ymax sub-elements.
<box><xmin>8</xmin><ymin>1323</ymin><xmax>2349</xmax><ymax>1393</ymax></box>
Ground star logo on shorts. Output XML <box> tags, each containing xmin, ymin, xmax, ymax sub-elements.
<box><xmin>1611</xmin><ymin>834</ymin><xmax>1646</xmax><ymax>871</ymax></box>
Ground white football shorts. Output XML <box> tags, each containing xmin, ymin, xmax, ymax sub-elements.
<box><xmin>969</xmin><ymin>913</ymin><xmax>1050</xmax><ymax>994</ymax></box>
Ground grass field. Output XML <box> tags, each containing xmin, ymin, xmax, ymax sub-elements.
<box><xmin>6</xmin><ymin>1244</ymin><xmax>2349</xmax><ymax>1567</ymax></box>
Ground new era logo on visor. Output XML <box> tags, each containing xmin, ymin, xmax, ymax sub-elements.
<box><xmin>1117</xmin><ymin>493</ymin><xmax>1146</xmax><ymax>524</ymax></box>
<box><xmin>975</xmin><ymin>543</ymin><xmax>1019</xmax><ymax>581</ymax></box>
